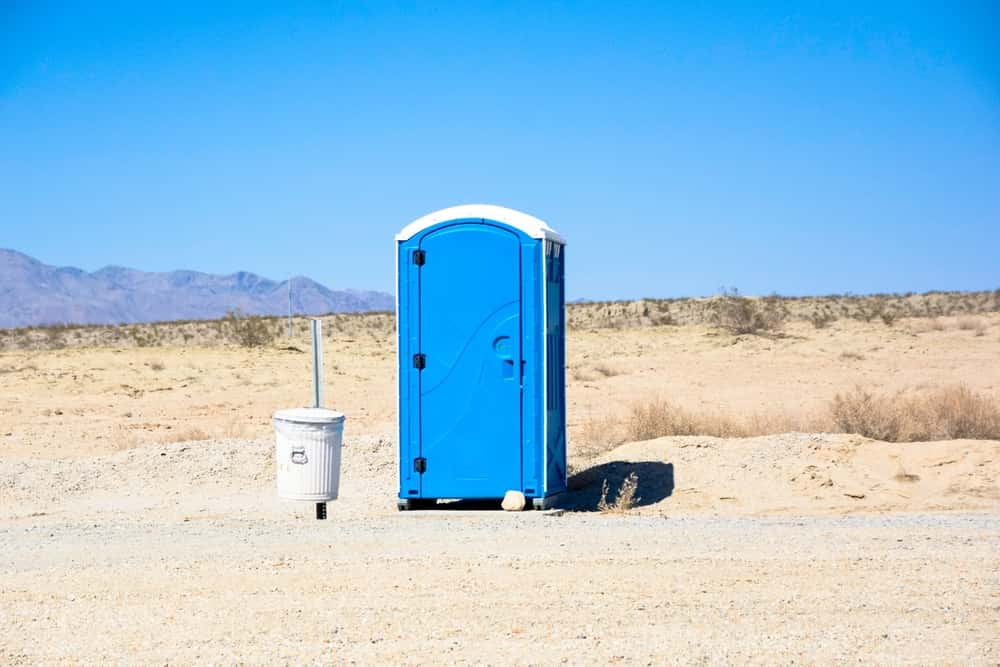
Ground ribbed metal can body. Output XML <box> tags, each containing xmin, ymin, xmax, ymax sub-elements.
<box><xmin>273</xmin><ymin>409</ymin><xmax>345</xmax><ymax>501</ymax></box>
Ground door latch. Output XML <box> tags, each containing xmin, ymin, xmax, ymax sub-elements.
<box><xmin>413</xmin><ymin>457</ymin><xmax>427</xmax><ymax>473</ymax></box>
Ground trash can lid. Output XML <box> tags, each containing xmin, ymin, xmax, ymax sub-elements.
<box><xmin>273</xmin><ymin>407</ymin><xmax>345</xmax><ymax>424</ymax></box>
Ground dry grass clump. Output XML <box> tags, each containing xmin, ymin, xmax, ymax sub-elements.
<box><xmin>910</xmin><ymin>318</ymin><xmax>947</xmax><ymax>334</ymax></box>
<box><xmin>810</xmin><ymin>310</ymin><xmax>837</xmax><ymax>329</ymax></box>
<box><xmin>626</xmin><ymin>399</ymin><xmax>809</xmax><ymax>440</ymax></box>
<box><xmin>159</xmin><ymin>426</ymin><xmax>212</xmax><ymax>443</ymax></box>
<box><xmin>628</xmin><ymin>399</ymin><xmax>717</xmax><ymax>439</ymax></box>
<box><xmin>597</xmin><ymin>472</ymin><xmax>640</xmax><ymax>513</ymax></box>
<box><xmin>619</xmin><ymin>385</ymin><xmax>1000</xmax><ymax>445</ymax></box>
<box><xmin>829</xmin><ymin>387</ymin><xmax>904</xmax><ymax>442</ymax></box>
<box><xmin>709</xmin><ymin>289</ymin><xmax>787</xmax><ymax>335</ymax></box>
<box><xmin>957</xmin><ymin>317</ymin><xmax>987</xmax><ymax>336</ymax></box>
<box><xmin>223</xmin><ymin>309</ymin><xmax>278</xmax><ymax>348</ymax></box>
<box><xmin>831</xmin><ymin>385</ymin><xmax>1000</xmax><ymax>442</ymax></box>
<box><xmin>571</xmin><ymin>364</ymin><xmax>623</xmax><ymax>382</ymax></box>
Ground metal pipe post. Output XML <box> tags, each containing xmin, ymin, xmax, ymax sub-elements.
<box><xmin>311</xmin><ymin>319</ymin><xmax>323</xmax><ymax>408</ymax></box>
<box><xmin>287</xmin><ymin>278</ymin><xmax>293</xmax><ymax>338</ymax></box>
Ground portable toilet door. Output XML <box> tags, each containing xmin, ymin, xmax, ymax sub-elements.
<box><xmin>396</xmin><ymin>204</ymin><xmax>566</xmax><ymax>510</ymax></box>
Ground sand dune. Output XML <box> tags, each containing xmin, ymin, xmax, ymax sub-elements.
<box><xmin>573</xmin><ymin>434</ymin><xmax>999</xmax><ymax>515</ymax></box>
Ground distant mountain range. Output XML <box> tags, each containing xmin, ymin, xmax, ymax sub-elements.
<box><xmin>0</xmin><ymin>249</ymin><xmax>394</xmax><ymax>328</ymax></box>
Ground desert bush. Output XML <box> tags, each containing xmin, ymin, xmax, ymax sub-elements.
<box><xmin>957</xmin><ymin>317</ymin><xmax>986</xmax><ymax>335</ymax></box>
<box><xmin>127</xmin><ymin>327</ymin><xmax>153</xmax><ymax>348</ymax></box>
<box><xmin>223</xmin><ymin>309</ymin><xmax>276</xmax><ymax>348</ymax></box>
<box><xmin>855</xmin><ymin>296</ymin><xmax>892</xmax><ymax>324</ymax></box>
<box><xmin>709</xmin><ymin>289</ymin><xmax>786</xmax><ymax>335</ymax></box>
<box><xmin>41</xmin><ymin>325</ymin><xmax>67</xmax><ymax>349</ymax></box>
<box><xmin>910</xmin><ymin>317</ymin><xmax>947</xmax><ymax>334</ymax></box>
<box><xmin>829</xmin><ymin>387</ymin><xmax>905</xmax><ymax>441</ymax></box>
<box><xmin>160</xmin><ymin>426</ymin><xmax>212</xmax><ymax>443</ymax></box>
<box><xmin>810</xmin><ymin>310</ymin><xmax>836</xmax><ymax>329</ymax></box>
<box><xmin>651</xmin><ymin>301</ymin><xmax>677</xmax><ymax>325</ymax></box>
<box><xmin>597</xmin><ymin>473</ymin><xmax>640</xmax><ymax>513</ymax></box>
<box><xmin>624</xmin><ymin>399</ymin><xmax>805</xmax><ymax>440</ymax></box>
<box><xmin>854</xmin><ymin>306</ymin><xmax>876</xmax><ymax>323</ymax></box>
<box><xmin>628</xmin><ymin>399</ymin><xmax>703</xmax><ymax>439</ymax></box>
<box><xmin>830</xmin><ymin>385</ymin><xmax>1000</xmax><ymax>441</ymax></box>
<box><xmin>926</xmin><ymin>385</ymin><xmax>1000</xmax><ymax>439</ymax></box>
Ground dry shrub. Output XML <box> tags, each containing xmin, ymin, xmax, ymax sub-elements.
<box><xmin>829</xmin><ymin>387</ymin><xmax>904</xmax><ymax>441</ymax></box>
<box><xmin>957</xmin><ymin>317</ymin><xmax>986</xmax><ymax>336</ymax></box>
<box><xmin>626</xmin><ymin>399</ymin><xmax>810</xmax><ymax>440</ymax></box>
<box><xmin>911</xmin><ymin>318</ymin><xmax>947</xmax><ymax>334</ymax></box>
<box><xmin>572</xmin><ymin>364</ymin><xmax>623</xmax><ymax>381</ymax></box>
<box><xmin>628</xmin><ymin>400</ymin><xmax>704</xmax><ymax>440</ymax></box>
<box><xmin>223</xmin><ymin>309</ymin><xmax>277</xmax><ymax>348</ymax></box>
<box><xmin>160</xmin><ymin>426</ymin><xmax>212</xmax><ymax>443</ymax></box>
<box><xmin>810</xmin><ymin>310</ymin><xmax>836</xmax><ymax>329</ymax></box>
<box><xmin>929</xmin><ymin>385</ymin><xmax>1000</xmax><ymax>439</ymax></box>
<box><xmin>220</xmin><ymin>418</ymin><xmax>253</xmax><ymax>439</ymax></box>
<box><xmin>830</xmin><ymin>385</ymin><xmax>1000</xmax><ymax>442</ymax></box>
<box><xmin>597</xmin><ymin>473</ymin><xmax>640</xmax><ymax>513</ymax></box>
<box><xmin>709</xmin><ymin>289</ymin><xmax>786</xmax><ymax>335</ymax></box>
<box><xmin>109</xmin><ymin>424</ymin><xmax>138</xmax><ymax>451</ymax></box>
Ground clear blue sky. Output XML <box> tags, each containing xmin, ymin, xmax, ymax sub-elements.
<box><xmin>2</xmin><ymin>1</ymin><xmax>997</xmax><ymax>300</ymax></box>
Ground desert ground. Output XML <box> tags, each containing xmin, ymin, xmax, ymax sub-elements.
<box><xmin>1</xmin><ymin>302</ymin><xmax>999</xmax><ymax>664</ymax></box>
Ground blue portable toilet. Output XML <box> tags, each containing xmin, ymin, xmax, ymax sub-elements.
<box><xmin>396</xmin><ymin>204</ymin><xmax>566</xmax><ymax>510</ymax></box>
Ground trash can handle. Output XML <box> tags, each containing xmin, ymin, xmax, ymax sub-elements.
<box><xmin>291</xmin><ymin>447</ymin><xmax>308</xmax><ymax>464</ymax></box>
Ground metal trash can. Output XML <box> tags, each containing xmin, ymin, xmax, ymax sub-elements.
<box><xmin>273</xmin><ymin>407</ymin><xmax>345</xmax><ymax>501</ymax></box>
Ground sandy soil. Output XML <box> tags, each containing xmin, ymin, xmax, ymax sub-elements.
<box><xmin>1</xmin><ymin>316</ymin><xmax>999</xmax><ymax>663</ymax></box>
<box><xmin>2</xmin><ymin>315</ymin><xmax>998</xmax><ymax>459</ymax></box>
<box><xmin>1</xmin><ymin>435</ymin><xmax>998</xmax><ymax>664</ymax></box>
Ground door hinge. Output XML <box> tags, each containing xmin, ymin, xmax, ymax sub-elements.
<box><xmin>413</xmin><ymin>457</ymin><xmax>427</xmax><ymax>473</ymax></box>
<box><xmin>412</xmin><ymin>353</ymin><xmax>426</xmax><ymax>369</ymax></box>
<box><xmin>413</xmin><ymin>249</ymin><xmax>426</xmax><ymax>266</ymax></box>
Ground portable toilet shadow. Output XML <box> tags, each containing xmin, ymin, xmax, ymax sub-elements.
<box><xmin>396</xmin><ymin>205</ymin><xmax>567</xmax><ymax>510</ymax></box>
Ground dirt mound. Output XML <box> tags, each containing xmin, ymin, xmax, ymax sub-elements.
<box><xmin>3</xmin><ymin>430</ymin><xmax>996</xmax><ymax>519</ymax></box>
<box><xmin>569</xmin><ymin>433</ymin><xmax>1000</xmax><ymax>514</ymax></box>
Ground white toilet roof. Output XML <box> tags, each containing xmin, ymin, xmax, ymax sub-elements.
<box><xmin>395</xmin><ymin>204</ymin><xmax>564</xmax><ymax>244</ymax></box>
